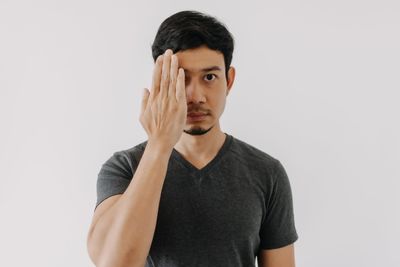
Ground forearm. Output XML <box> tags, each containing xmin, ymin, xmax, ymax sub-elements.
<box><xmin>90</xmin><ymin>142</ymin><xmax>172</xmax><ymax>267</ymax></box>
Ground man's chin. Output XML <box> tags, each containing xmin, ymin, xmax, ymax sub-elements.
<box><xmin>183</xmin><ymin>125</ymin><xmax>213</xmax><ymax>136</ymax></box>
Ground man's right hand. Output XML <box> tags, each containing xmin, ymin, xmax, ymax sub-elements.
<box><xmin>139</xmin><ymin>49</ymin><xmax>187</xmax><ymax>151</ymax></box>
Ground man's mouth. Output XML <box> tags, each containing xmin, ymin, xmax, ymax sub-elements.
<box><xmin>187</xmin><ymin>112</ymin><xmax>208</xmax><ymax>121</ymax></box>
<box><xmin>188</xmin><ymin>112</ymin><xmax>207</xmax><ymax>117</ymax></box>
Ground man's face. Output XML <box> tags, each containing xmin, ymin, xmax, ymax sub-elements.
<box><xmin>175</xmin><ymin>45</ymin><xmax>235</xmax><ymax>136</ymax></box>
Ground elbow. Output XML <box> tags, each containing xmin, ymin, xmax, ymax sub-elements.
<box><xmin>87</xmin><ymin>227</ymin><xmax>101</xmax><ymax>266</ymax></box>
<box><xmin>87</xmin><ymin>230</ymin><xmax>144</xmax><ymax>267</ymax></box>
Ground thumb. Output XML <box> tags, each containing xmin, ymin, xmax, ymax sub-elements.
<box><xmin>141</xmin><ymin>88</ymin><xmax>150</xmax><ymax>114</ymax></box>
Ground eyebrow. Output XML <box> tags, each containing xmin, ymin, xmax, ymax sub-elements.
<box><xmin>184</xmin><ymin>66</ymin><xmax>222</xmax><ymax>73</ymax></box>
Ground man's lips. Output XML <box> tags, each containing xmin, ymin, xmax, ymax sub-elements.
<box><xmin>187</xmin><ymin>112</ymin><xmax>207</xmax><ymax>117</ymax></box>
<box><xmin>187</xmin><ymin>112</ymin><xmax>208</xmax><ymax>121</ymax></box>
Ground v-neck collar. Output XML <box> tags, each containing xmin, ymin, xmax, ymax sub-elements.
<box><xmin>171</xmin><ymin>133</ymin><xmax>233</xmax><ymax>176</ymax></box>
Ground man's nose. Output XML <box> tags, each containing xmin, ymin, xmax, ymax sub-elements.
<box><xmin>185</xmin><ymin>81</ymin><xmax>206</xmax><ymax>104</ymax></box>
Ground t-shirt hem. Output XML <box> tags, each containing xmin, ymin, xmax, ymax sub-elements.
<box><xmin>94</xmin><ymin>192</ymin><xmax>125</xmax><ymax>212</ymax></box>
<box><xmin>259</xmin><ymin>233</ymin><xmax>299</xmax><ymax>250</ymax></box>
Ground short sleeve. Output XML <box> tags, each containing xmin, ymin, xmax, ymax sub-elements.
<box><xmin>94</xmin><ymin>150</ymin><xmax>136</xmax><ymax>211</ymax></box>
<box><xmin>259</xmin><ymin>160</ymin><xmax>299</xmax><ymax>249</ymax></box>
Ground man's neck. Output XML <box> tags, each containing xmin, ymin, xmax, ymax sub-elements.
<box><xmin>173</xmin><ymin>126</ymin><xmax>226</xmax><ymax>160</ymax></box>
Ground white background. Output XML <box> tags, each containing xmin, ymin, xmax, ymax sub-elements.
<box><xmin>1</xmin><ymin>1</ymin><xmax>399</xmax><ymax>266</ymax></box>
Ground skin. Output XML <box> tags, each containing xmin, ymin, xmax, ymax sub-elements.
<box><xmin>147</xmin><ymin>45</ymin><xmax>296</xmax><ymax>266</ymax></box>
<box><xmin>87</xmin><ymin>46</ymin><xmax>296</xmax><ymax>267</ymax></box>
<box><xmin>258</xmin><ymin>244</ymin><xmax>296</xmax><ymax>267</ymax></box>
<box><xmin>170</xmin><ymin>45</ymin><xmax>236</xmax><ymax>169</ymax></box>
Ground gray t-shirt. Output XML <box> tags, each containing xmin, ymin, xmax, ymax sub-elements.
<box><xmin>95</xmin><ymin>133</ymin><xmax>299</xmax><ymax>266</ymax></box>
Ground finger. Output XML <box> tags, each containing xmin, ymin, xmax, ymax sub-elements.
<box><xmin>176</xmin><ymin>68</ymin><xmax>186</xmax><ymax>103</ymax></box>
<box><xmin>150</xmin><ymin>55</ymin><xmax>163</xmax><ymax>102</ymax></box>
<box><xmin>160</xmin><ymin>49</ymin><xmax>172</xmax><ymax>100</ymax></box>
<box><xmin>141</xmin><ymin>88</ymin><xmax>150</xmax><ymax>115</ymax></box>
<box><xmin>168</xmin><ymin>54</ymin><xmax>178</xmax><ymax>101</ymax></box>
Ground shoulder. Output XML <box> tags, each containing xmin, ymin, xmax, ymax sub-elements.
<box><xmin>99</xmin><ymin>140</ymin><xmax>148</xmax><ymax>176</ymax></box>
<box><xmin>229</xmin><ymin>134</ymin><xmax>281</xmax><ymax>173</ymax></box>
<box><xmin>122</xmin><ymin>140</ymin><xmax>148</xmax><ymax>164</ymax></box>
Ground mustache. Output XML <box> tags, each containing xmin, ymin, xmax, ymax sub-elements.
<box><xmin>187</xmin><ymin>106</ymin><xmax>210</xmax><ymax>114</ymax></box>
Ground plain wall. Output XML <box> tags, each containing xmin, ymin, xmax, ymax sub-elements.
<box><xmin>1</xmin><ymin>0</ymin><xmax>399</xmax><ymax>266</ymax></box>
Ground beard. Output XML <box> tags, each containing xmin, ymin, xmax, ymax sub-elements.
<box><xmin>184</xmin><ymin>104</ymin><xmax>213</xmax><ymax>136</ymax></box>
<box><xmin>184</xmin><ymin>125</ymin><xmax>214</xmax><ymax>136</ymax></box>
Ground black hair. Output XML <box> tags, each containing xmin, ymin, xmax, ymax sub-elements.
<box><xmin>151</xmin><ymin>10</ymin><xmax>235</xmax><ymax>79</ymax></box>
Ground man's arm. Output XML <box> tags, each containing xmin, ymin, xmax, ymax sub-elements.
<box><xmin>87</xmin><ymin>49</ymin><xmax>187</xmax><ymax>267</ymax></box>
<box><xmin>87</xmin><ymin>143</ymin><xmax>172</xmax><ymax>267</ymax></box>
<box><xmin>257</xmin><ymin>244</ymin><xmax>296</xmax><ymax>267</ymax></box>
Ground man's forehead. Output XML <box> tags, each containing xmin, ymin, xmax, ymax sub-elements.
<box><xmin>175</xmin><ymin>46</ymin><xmax>225</xmax><ymax>73</ymax></box>
<box><xmin>182</xmin><ymin>65</ymin><xmax>223</xmax><ymax>74</ymax></box>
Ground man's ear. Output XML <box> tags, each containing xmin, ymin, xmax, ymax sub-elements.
<box><xmin>226</xmin><ymin>66</ymin><xmax>235</xmax><ymax>96</ymax></box>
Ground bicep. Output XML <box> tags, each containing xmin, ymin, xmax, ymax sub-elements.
<box><xmin>91</xmin><ymin>194</ymin><xmax>123</xmax><ymax>229</ymax></box>
<box><xmin>87</xmin><ymin>194</ymin><xmax>122</xmax><ymax>264</ymax></box>
<box><xmin>257</xmin><ymin>243</ymin><xmax>296</xmax><ymax>267</ymax></box>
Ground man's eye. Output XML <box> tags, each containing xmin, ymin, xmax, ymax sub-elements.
<box><xmin>204</xmin><ymin>74</ymin><xmax>217</xmax><ymax>82</ymax></box>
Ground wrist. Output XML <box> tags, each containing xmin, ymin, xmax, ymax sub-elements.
<box><xmin>145</xmin><ymin>140</ymin><xmax>173</xmax><ymax>159</ymax></box>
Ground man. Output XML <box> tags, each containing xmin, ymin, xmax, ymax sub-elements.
<box><xmin>87</xmin><ymin>10</ymin><xmax>298</xmax><ymax>267</ymax></box>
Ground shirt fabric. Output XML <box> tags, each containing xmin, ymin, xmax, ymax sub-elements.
<box><xmin>95</xmin><ymin>132</ymin><xmax>299</xmax><ymax>267</ymax></box>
